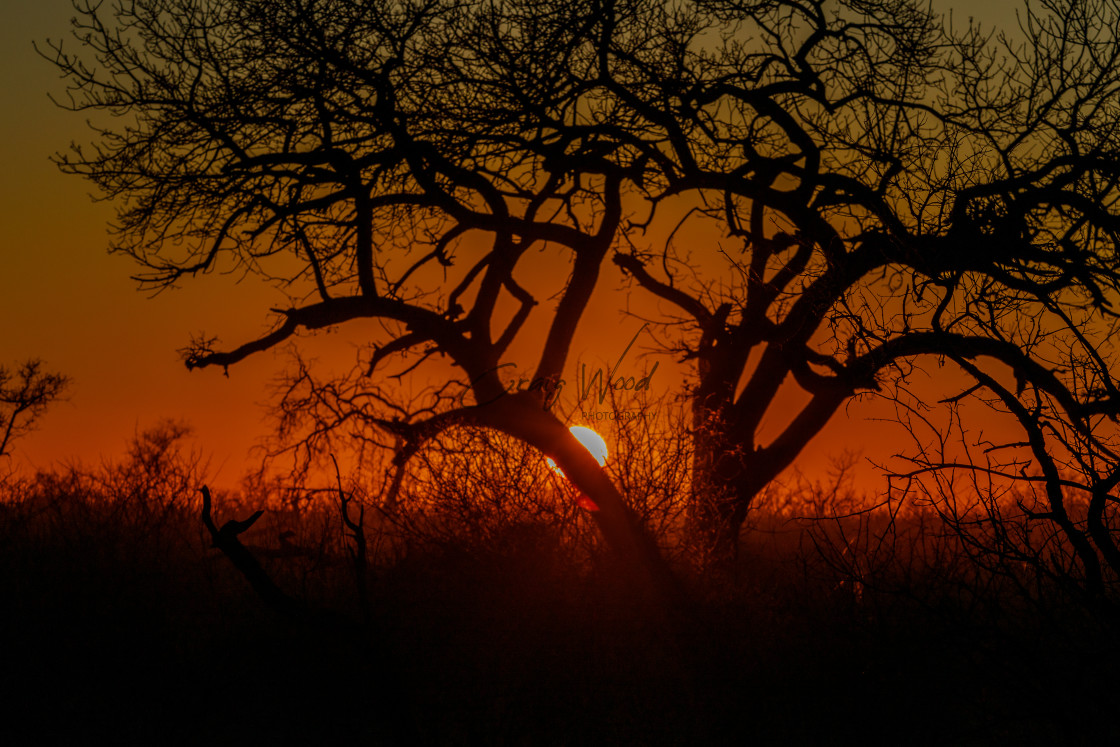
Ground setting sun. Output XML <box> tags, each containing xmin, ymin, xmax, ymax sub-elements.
<box><xmin>569</xmin><ymin>426</ymin><xmax>609</xmax><ymax>466</ymax></box>
<box><xmin>547</xmin><ymin>425</ymin><xmax>609</xmax><ymax>477</ymax></box>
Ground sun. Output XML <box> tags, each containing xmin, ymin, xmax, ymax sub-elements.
<box><xmin>546</xmin><ymin>425</ymin><xmax>608</xmax><ymax>477</ymax></box>
<box><xmin>568</xmin><ymin>426</ymin><xmax>609</xmax><ymax>465</ymax></box>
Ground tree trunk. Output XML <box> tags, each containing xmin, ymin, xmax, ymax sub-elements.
<box><xmin>473</xmin><ymin>392</ymin><xmax>682</xmax><ymax>607</ymax></box>
<box><xmin>687</xmin><ymin>404</ymin><xmax>762</xmax><ymax>566</ymax></box>
<box><xmin>689</xmin><ymin>439</ymin><xmax>750</xmax><ymax>564</ymax></box>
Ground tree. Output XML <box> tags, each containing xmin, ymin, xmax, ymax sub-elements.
<box><xmin>0</xmin><ymin>359</ymin><xmax>69</xmax><ymax>461</ymax></box>
<box><xmin>45</xmin><ymin>0</ymin><xmax>1120</xmax><ymax>587</ymax></box>
<box><xmin>43</xmin><ymin>0</ymin><xmax>680</xmax><ymax>597</ymax></box>
<box><xmin>597</xmin><ymin>0</ymin><xmax>1120</xmax><ymax>566</ymax></box>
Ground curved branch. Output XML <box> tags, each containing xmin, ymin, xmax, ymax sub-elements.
<box><xmin>185</xmin><ymin>296</ymin><xmax>465</xmax><ymax>372</ymax></box>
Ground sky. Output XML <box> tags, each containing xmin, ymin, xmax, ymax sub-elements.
<box><xmin>1</xmin><ymin>1</ymin><xmax>293</xmax><ymax>483</ymax></box>
<box><xmin>1</xmin><ymin>0</ymin><xmax>1023</xmax><ymax>490</ymax></box>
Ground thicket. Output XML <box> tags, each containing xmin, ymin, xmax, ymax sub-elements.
<box><xmin>2</xmin><ymin>414</ymin><xmax>1117</xmax><ymax>744</ymax></box>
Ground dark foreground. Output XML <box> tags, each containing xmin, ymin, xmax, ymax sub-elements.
<box><xmin>1</xmin><ymin>486</ymin><xmax>1118</xmax><ymax>746</ymax></box>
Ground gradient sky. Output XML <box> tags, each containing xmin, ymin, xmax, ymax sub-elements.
<box><xmin>1</xmin><ymin>0</ymin><xmax>1023</xmax><ymax>489</ymax></box>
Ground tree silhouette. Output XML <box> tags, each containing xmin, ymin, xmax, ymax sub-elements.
<box><xmin>598</xmin><ymin>0</ymin><xmax>1120</xmax><ymax>566</ymax></box>
<box><xmin>43</xmin><ymin>0</ymin><xmax>681</xmax><ymax>596</ymax></box>
<box><xmin>0</xmin><ymin>359</ymin><xmax>69</xmax><ymax>461</ymax></box>
<box><xmin>45</xmin><ymin>0</ymin><xmax>1120</xmax><ymax>586</ymax></box>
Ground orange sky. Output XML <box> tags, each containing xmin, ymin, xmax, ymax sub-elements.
<box><xmin>1</xmin><ymin>0</ymin><xmax>1022</xmax><ymax>491</ymax></box>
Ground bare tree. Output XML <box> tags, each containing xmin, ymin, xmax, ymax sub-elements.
<box><xmin>588</xmin><ymin>0</ymin><xmax>1120</xmax><ymax>561</ymax></box>
<box><xmin>0</xmin><ymin>359</ymin><xmax>69</xmax><ymax>461</ymax></box>
<box><xmin>43</xmin><ymin>0</ymin><xmax>680</xmax><ymax>597</ymax></box>
<box><xmin>44</xmin><ymin>0</ymin><xmax>1120</xmax><ymax>586</ymax></box>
